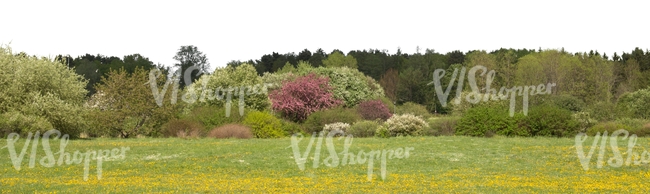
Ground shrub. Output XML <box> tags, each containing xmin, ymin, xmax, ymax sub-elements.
<box><xmin>586</xmin><ymin>101</ymin><xmax>617</xmax><ymax>122</ymax></box>
<box><xmin>375</xmin><ymin>125</ymin><xmax>390</xmax><ymax>138</ymax></box>
<box><xmin>243</xmin><ymin>111</ymin><xmax>285</xmax><ymax>138</ymax></box>
<box><xmin>0</xmin><ymin>111</ymin><xmax>54</xmax><ymax>137</ymax></box>
<box><xmin>573</xmin><ymin>112</ymin><xmax>597</xmax><ymax>132</ymax></box>
<box><xmin>208</xmin><ymin>124</ymin><xmax>253</xmax><ymax>139</ymax></box>
<box><xmin>281</xmin><ymin>119</ymin><xmax>304</xmax><ymax>135</ymax></box>
<box><xmin>396</xmin><ymin>102</ymin><xmax>432</xmax><ymax>119</ymax></box>
<box><xmin>303</xmin><ymin>107</ymin><xmax>362</xmax><ymax>134</ymax></box>
<box><xmin>616</xmin><ymin>87</ymin><xmax>650</xmax><ymax>119</ymax></box>
<box><xmin>357</xmin><ymin>100</ymin><xmax>392</xmax><ymax>121</ymax></box>
<box><xmin>182</xmin><ymin>105</ymin><xmax>245</xmax><ymax>130</ymax></box>
<box><xmin>586</xmin><ymin>122</ymin><xmax>631</xmax><ymax>136</ymax></box>
<box><xmin>322</xmin><ymin>122</ymin><xmax>350</xmax><ymax>136</ymax></box>
<box><xmin>162</xmin><ymin>119</ymin><xmax>204</xmax><ymax>138</ymax></box>
<box><xmin>349</xmin><ymin>120</ymin><xmax>380</xmax><ymax>137</ymax></box>
<box><xmin>520</xmin><ymin>104</ymin><xmax>580</xmax><ymax>137</ymax></box>
<box><xmin>424</xmin><ymin>117</ymin><xmax>460</xmax><ymax>136</ymax></box>
<box><xmin>383</xmin><ymin>114</ymin><xmax>428</xmax><ymax>137</ymax></box>
<box><xmin>0</xmin><ymin>46</ymin><xmax>88</xmax><ymax>137</ymax></box>
<box><xmin>550</xmin><ymin>94</ymin><xmax>586</xmax><ymax>112</ymax></box>
<box><xmin>456</xmin><ymin>104</ymin><xmax>524</xmax><ymax>137</ymax></box>
<box><xmin>269</xmin><ymin>73</ymin><xmax>342</xmax><ymax>122</ymax></box>
<box><xmin>295</xmin><ymin>66</ymin><xmax>385</xmax><ymax>107</ymax></box>
<box><xmin>187</xmin><ymin>63</ymin><xmax>271</xmax><ymax>112</ymax></box>
<box><xmin>377</xmin><ymin>96</ymin><xmax>396</xmax><ymax>114</ymax></box>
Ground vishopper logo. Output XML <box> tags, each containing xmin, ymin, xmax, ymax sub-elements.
<box><xmin>575</xmin><ymin>130</ymin><xmax>650</xmax><ymax>171</ymax></box>
<box><xmin>428</xmin><ymin>65</ymin><xmax>556</xmax><ymax>117</ymax></box>
<box><xmin>0</xmin><ymin>130</ymin><xmax>130</xmax><ymax>181</ymax></box>
<box><xmin>148</xmin><ymin>67</ymin><xmax>275</xmax><ymax>117</ymax></box>
<box><xmin>290</xmin><ymin>131</ymin><xmax>414</xmax><ymax>181</ymax></box>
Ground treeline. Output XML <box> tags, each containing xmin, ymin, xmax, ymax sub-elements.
<box><xmin>227</xmin><ymin>47</ymin><xmax>650</xmax><ymax>114</ymax></box>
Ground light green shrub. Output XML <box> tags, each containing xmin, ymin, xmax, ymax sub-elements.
<box><xmin>349</xmin><ymin>120</ymin><xmax>380</xmax><ymax>137</ymax></box>
<box><xmin>243</xmin><ymin>111</ymin><xmax>285</xmax><ymax>138</ymax></box>
<box><xmin>382</xmin><ymin>114</ymin><xmax>428</xmax><ymax>137</ymax></box>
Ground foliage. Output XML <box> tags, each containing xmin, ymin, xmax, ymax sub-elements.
<box><xmin>573</xmin><ymin>111</ymin><xmax>597</xmax><ymax>132</ymax></box>
<box><xmin>375</xmin><ymin>125</ymin><xmax>390</xmax><ymax>138</ymax></box>
<box><xmin>88</xmin><ymin>67</ymin><xmax>178</xmax><ymax>138</ymax></box>
<box><xmin>348</xmin><ymin>120</ymin><xmax>380</xmax><ymax>137</ymax></box>
<box><xmin>242</xmin><ymin>111</ymin><xmax>286</xmax><ymax>138</ymax></box>
<box><xmin>356</xmin><ymin>99</ymin><xmax>393</xmax><ymax>121</ymax></box>
<box><xmin>549</xmin><ymin>94</ymin><xmax>586</xmax><ymax>112</ymax></box>
<box><xmin>303</xmin><ymin>107</ymin><xmax>362</xmax><ymax>134</ymax></box>
<box><xmin>397</xmin><ymin>102</ymin><xmax>432</xmax><ymax>119</ymax></box>
<box><xmin>181</xmin><ymin>105</ymin><xmax>245</xmax><ymax>130</ymax></box>
<box><xmin>586</xmin><ymin>101</ymin><xmax>618</xmax><ymax>122</ymax></box>
<box><xmin>519</xmin><ymin>104</ymin><xmax>580</xmax><ymax>137</ymax></box>
<box><xmin>269</xmin><ymin>73</ymin><xmax>341</xmax><ymax>122</ymax></box>
<box><xmin>322</xmin><ymin>122</ymin><xmax>350</xmax><ymax>135</ymax></box>
<box><xmin>280</xmin><ymin>119</ymin><xmax>304</xmax><ymax>135</ymax></box>
<box><xmin>616</xmin><ymin>87</ymin><xmax>650</xmax><ymax>119</ymax></box>
<box><xmin>208</xmin><ymin>124</ymin><xmax>253</xmax><ymax>139</ymax></box>
<box><xmin>187</xmin><ymin>63</ymin><xmax>271</xmax><ymax>113</ymax></box>
<box><xmin>586</xmin><ymin>122</ymin><xmax>632</xmax><ymax>136</ymax></box>
<box><xmin>424</xmin><ymin>117</ymin><xmax>460</xmax><ymax>136</ymax></box>
<box><xmin>379</xmin><ymin>68</ymin><xmax>399</xmax><ymax>102</ymax></box>
<box><xmin>0</xmin><ymin>111</ymin><xmax>54</xmax><ymax>137</ymax></box>
<box><xmin>0</xmin><ymin>46</ymin><xmax>88</xmax><ymax>137</ymax></box>
<box><xmin>382</xmin><ymin>114</ymin><xmax>428</xmax><ymax>137</ymax></box>
<box><xmin>294</xmin><ymin>66</ymin><xmax>385</xmax><ymax>107</ymax></box>
<box><xmin>174</xmin><ymin>45</ymin><xmax>210</xmax><ymax>89</ymax></box>
<box><xmin>455</xmin><ymin>104</ymin><xmax>525</xmax><ymax>137</ymax></box>
<box><xmin>322</xmin><ymin>51</ymin><xmax>358</xmax><ymax>69</ymax></box>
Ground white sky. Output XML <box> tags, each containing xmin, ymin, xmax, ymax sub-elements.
<box><xmin>2</xmin><ymin>0</ymin><xmax>648</xmax><ymax>70</ymax></box>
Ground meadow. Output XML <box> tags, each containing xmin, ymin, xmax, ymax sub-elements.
<box><xmin>1</xmin><ymin>135</ymin><xmax>649</xmax><ymax>193</ymax></box>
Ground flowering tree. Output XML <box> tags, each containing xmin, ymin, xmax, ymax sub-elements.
<box><xmin>269</xmin><ymin>73</ymin><xmax>341</xmax><ymax>121</ymax></box>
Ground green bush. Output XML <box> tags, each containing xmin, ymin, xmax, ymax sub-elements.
<box><xmin>348</xmin><ymin>120</ymin><xmax>380</xmax><ymax>137</ymax></box>
<box><xmin>550</xmin><ymin>94</ymin><xmax>586</xmax><ymax>112</ymax></box>
<box><xmin>187</xmin><ymin>63</ymin><xmax>271</xmax><ymax>113</ymax></box>
<box><xmin>0</xmin><ymin>46</ymin><xmax>88</xmax><ymax>137</ymax></box>
<box><xmin>586</xmin><ymin>101</ymin><xmax>617</xmax><ymax>122</ymax></box>
<box><xmin>281</xmin><ymin>119</ymin><xmax>304</xmax><ymax>135</ymax></box>
<box><xmin>303</xmin><ymin>107</ymin><xmax>362</xmax><ymax>134</ymax></box>
<box><xmin>243</xmin><ymin>111</ymin><xmax>285</xmax><ymax>138</ymax></box>
<box><xmin>396</xmin><ymin>102</ymin><xmax>432</xmax><ymax>119</ymax></box>
<box><xmin>424</xmin><ymin>117</ymin><xmax>460</xmax><ymax>136</ymax></box>
<box><xmin>456</xmin><ymin>104</ymin><xmax>524</xmax><ymax>137</ymax></box>
<box><xmin>616</xmin><ymin>87</ymin><xmax>650</xmax><ymax>119</ymax></box>
<box><xmin>0</xmin><ymin>111</ymin><xmax>54</xmax><ymax>137</ymax></box>
<box><xmin>586</xmin><ymin>122</ymin><xmax>632</xmax><ymax>136</ymax></box>
<box><xmin>182</xmin><ymin>105</ymin><xmax>245</xmax><ymax>130</ymax></box>
<box><xmin>375</xmin><ymin>125</ymin><xmax>390</xmax><ymax>138</ymax></box>
<box><xmin>383</xmin><ymin>114</ymin><xmax>428</xmax><ymax>137</ymax></box>
<box><xmin>520</xmin><ymin>104</ymin><xmax>580</xmax><ymax>137</ymax></box>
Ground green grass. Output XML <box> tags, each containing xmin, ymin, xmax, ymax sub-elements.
<box><xmin>1</xmin><ymin>135</ymin><xmax>649</xmax><ymax>193</ymax></box>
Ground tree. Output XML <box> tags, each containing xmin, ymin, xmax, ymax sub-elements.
<box><xmin>297</xmin><ymin>49</ymin><xmax>312</xmax><ymax>62</ymax></box>
<box><xmin>322</xmin><ymin>51</ymin><xmax>358</xmax><ymax>69</ymax></box>
<box><xmin>379</xmin><ymin>68</ymin><xmax>399</xmax><ymax>102</ymax></box>
<box><xmin>0</xmin><ymin>46</ymin><xmax>88</xmax><ymax>136</ymax></box>
<box><xmin>269</xmin><ymin>73</ymin><xmax>342</xmax><ymax>122</ymax></box>
<box><xmin>173</xmin><ymin>45</ymin><xmax>210</xmax><ymax>89</ymax></box>
<box><xmin>88</xmin><ymin>67</ymin><xmax>178</xmax><ymax>138</ymax></box>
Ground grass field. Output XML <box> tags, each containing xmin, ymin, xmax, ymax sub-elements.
<box><xmin>1</xmin><ymin>135</ymin><xmax>649</xmax><ymax>193</ymax></box>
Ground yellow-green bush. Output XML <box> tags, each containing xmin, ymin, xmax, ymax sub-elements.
<box><xmin>243</xmin><ymin>111</ymin><xmax>285</xmax><ymax>138</ymax></box>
